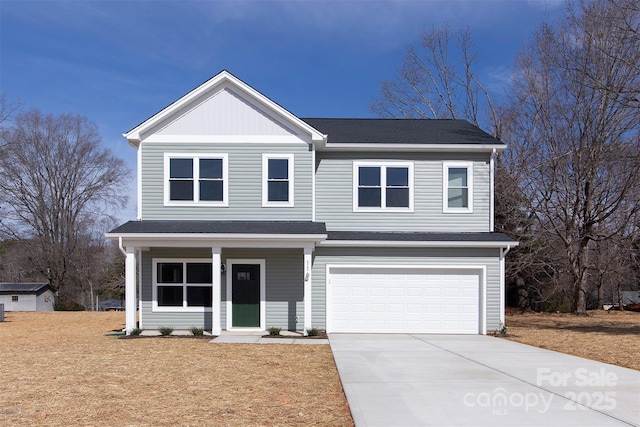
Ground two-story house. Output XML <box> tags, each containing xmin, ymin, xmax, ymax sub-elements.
<box><xmin>107</xmin><ymin>70</ymin><xmax>517</xmax><ymax>336</ymax></box>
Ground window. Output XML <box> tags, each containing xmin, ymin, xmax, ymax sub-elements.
<box><xmin>262</xmin><ymin>154</ymin><xmax>294</xmax><ymax>206</ymax></box>
<box><xmin>153</xmin><ymin>259</ymin><xmax>213</xmax><ymax>311</ymax></box>
<box><xmin>443</xmin><ymin>162</ymin><xmax>473</xmax><ymax>212</ymax></box>
<box><xmin>353</xmin><ymin>162</ymin><xmax>414</xmax><ymax>211</ymax></box>
<box><xmin>164</xmin><ymin>154</ymin><xmax>228</xmax><ymax>205</ymax></box>
<box><xmin>12</xmin><ymin>295</ymin><xmax>18</xmax><ymax>302</ymax></box>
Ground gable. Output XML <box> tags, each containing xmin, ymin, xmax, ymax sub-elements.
<box><xmin>125</xmin><ymin>70</ymin><xmax>326</xmax><ymax>146</ymax></box>
<box><xmin>155</xmin><ymin>85</ymin><xmax>298</xmax><ymax>137</ymax></box>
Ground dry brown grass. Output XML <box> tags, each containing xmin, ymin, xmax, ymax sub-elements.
<box><xmin>0</xmin><ymin>312</ymin><xmax>353</xmax><ymax>426</ymax></box>
<box><xmin>504</xmin><ymin>310</ymin><xmax>640</xmax><ymax>371</ymax></box>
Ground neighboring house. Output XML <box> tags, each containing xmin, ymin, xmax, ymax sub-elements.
<box><xmin>622</xmin><ymin>291</ymin><xmax>640</xmax><ymax>306</ymax></box>
<box><xmin>106</xmin><ymin>70</ymin><xmax>517</xmax><ymax>335</ymax></box>
<box><xmin>0</xmin><ymin>283</ymin><xmax>55</xmax><ymax>311</ymax></box>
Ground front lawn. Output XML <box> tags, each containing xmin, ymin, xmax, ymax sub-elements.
<box><xmin>0</xmin><ymin>312</ymin><xmax>353</xmax><ymax>426</ymax></box>
<box><xmin>504</xmin><ymin>310</ymin><xmax>640</xmax><ymax>371</ymax></box>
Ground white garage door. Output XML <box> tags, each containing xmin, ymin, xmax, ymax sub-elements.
<box><xmin>327</xmin><ymin>267</ymin><xmax>481</xmax><ymax>334</ymax></box>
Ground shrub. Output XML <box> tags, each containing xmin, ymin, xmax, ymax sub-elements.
<box><xmin>306</xmin><ymin>328</ymin><xmax>319</xmax><ymax>337</ymax></box>
<box><xmin>267</xmin><ymin>326</ymin><xmax>281</xmax><ymax>336</ymax></box>
<box><xmin>54</xmin><ymin>301</ymin><xmax>85</xmax><ymax>311</ymax></box>
<box><xmin>158</xmin><ymin>326</ymin><xmax>173</xmax><ymax>336</ymax></box>
<box><xmin>129</xmin><ymin>328</ymin><xmax>143</xmax><ymax>336</ymax></box>
<box><xmin>190</xmin><ymin>327</ymin><xmax>205</xmax><ymax>336</ymax></box>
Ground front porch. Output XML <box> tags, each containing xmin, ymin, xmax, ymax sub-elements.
<box><xmin>105</xmin><ymin>220</ymin><xmax>327</xmax><ymax>335</ymax></box>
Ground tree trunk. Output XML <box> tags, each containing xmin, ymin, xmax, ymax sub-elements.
<box><xmin>596</xmin><ymin>277</ymin><xmax>604</xmax><ymax>309</ymax></box>
<box><xmin>618</xmin><ymin>282</ymin><xmax>625</xmax><ymax>311</ymax></box>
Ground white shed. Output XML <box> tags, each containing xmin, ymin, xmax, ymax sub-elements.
<box><xmin>0</xmin><ymin>283</ymin><xmax>55</xmax><ymax>311</ymax></box>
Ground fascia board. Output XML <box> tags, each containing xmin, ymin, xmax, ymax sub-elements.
<box><xmin>105</xmin><ymin>233</ymin><xmax>328</xmax><ymax>248</ymax></box>
<box><xmin>318</xmin><ymin>240</ymin><xmax>519</xmax><ymax>248</ymax></box>
<box><xmin>321</xmin><ymin>143</ymin><xmax>507</xmax><ymax>153</ymax></box>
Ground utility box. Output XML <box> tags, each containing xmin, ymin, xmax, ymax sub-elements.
<box><xmin>0</xmin><ymin>303</ymin><xmax>4</xmax><ymax>322</ymax></box>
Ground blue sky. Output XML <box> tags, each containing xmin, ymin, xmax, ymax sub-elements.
<box><xmin>0</xmin><ymin>0</ymin><xmax>562</xmax><ymax>222</ymax></box>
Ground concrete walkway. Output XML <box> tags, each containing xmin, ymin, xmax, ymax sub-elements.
<box><xmin>329</xmin><ymin>334</ymin><xmax>640</xmax><ymax>427</ymax></box>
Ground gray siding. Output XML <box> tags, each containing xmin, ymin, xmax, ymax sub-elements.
<box><xmin>315</xmin><ymin>151</ymin><xmax>491</xmax><ymax>232</ymax></box>
<box><xmin>140</xmin><ymin>143</ymin><xmax>313</xmax><ymax>220</ymax></box>
<box><xmin>140</xmin><ymin>247</ymin><xmax>304</xmax><ymax>331</ymax></box>
<box><xmin>310</xmin><ymin>247</ymin><xmax>502</xmax><ymax>332</ymax></box>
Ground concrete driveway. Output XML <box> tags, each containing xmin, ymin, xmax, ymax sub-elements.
<box><xmin>329</xmin><ymin>334</ymin><xmax>640</xmax><ymax>427</ymax></box>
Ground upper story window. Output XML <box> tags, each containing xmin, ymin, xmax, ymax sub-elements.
<box><xmin>164</xmin><ymin>153</ymin><xmax>228</xmax><ymax>206</ymax></box>
<box><xmin>353</xmin><ymin>161</ymin><xmax>414</xmax><ymax>211</ymax></box>
<box><xmin>153</xmin><ymin>259</ymin><xmax>213</xmax><ymax>311</ymax></box>
<box><xmin>262</xmin><ymin>154</ymin><xmax>294</xmax><ymax>207</ymax></box>
<box><xmin>443</xmin><ymin>161</ymin><xmax>473</xmax><ymax>213</ymax></box>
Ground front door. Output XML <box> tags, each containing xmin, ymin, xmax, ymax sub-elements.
<box><xmin>231</xmin><ymin>264</ymin><xmax>261</xmax><ymax>327</ymax></box>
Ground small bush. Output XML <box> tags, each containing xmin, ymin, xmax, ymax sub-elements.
<box><xmin>190</xmin><ymin>327</ymin><xmax>205</xmax><ymax>336</ymax></box>
<box><xmin>54</xmin><ymin>301</ymin><xmax>85</xmax><ymax>311</ymax></box>
<box><xmin>129</xmin><ymin>328</ymin><xmax>143</xmax><ymax>336</ymax></box>
<box><xmin>306</xmin><ymin>328</ymin><xmax>319</xmax><ymax>337</ymax></box>
<box><xmin>267</xmin><ymin>326</ymin><xmax>281</xmax><ymax>336</ymax></box>
<box><xmin>158</xmin><ymin>326</ymin><xmax>173</xmax><ymax>336</ymax></box>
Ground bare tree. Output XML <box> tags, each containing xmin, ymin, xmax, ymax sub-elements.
<box><xmin>0</xmin><ymin>109</ymin><xmax>131</xmax><ymax>298</ymax></box>
<box><xmin>503</xmin><ymin>0</ymin><xmax>640</xmax><ymax>314</ymax></box>
<box><xmin>370</xmin><ymin>24</ymin><xmax>500</xmax><ymax>137</ymax></box>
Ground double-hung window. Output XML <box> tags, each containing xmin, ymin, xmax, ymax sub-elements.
<box><xmin>443</xmin><ymin>162</ymin><xmax>473</xmax><ymax>213</ymax></box>
<box><xmin>153</xmin><ymin>259</ymin><xmax>213</xmax><ymax>311</ymax></box>
<box><xmin>165</xmin><ymin>153</ymin><xmax>228</xmax><ymax>206</ymax></box>
<box><xmin>262</xmin><ymin>154</ymin><xmax>294</xmax><ymax>206</ymax></box>
<box><xmin>353</xmin><ymin>162</ymin><xmax>414</xmax><ymax>211</ymax></box>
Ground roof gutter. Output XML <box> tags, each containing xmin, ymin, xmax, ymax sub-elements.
<box><xmin>321</xmin><ymin>143</ymin><xmax>507</xmax><ymax>153</ymax></box>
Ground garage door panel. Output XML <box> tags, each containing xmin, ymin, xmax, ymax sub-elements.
<box><xmin>328</xmin><ymin>267</ymin><xmax>481</xmax><ymax>334</ymax></box>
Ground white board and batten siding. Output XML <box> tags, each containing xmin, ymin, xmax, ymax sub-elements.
<box><xmin>315</xmin><ymin>151</ymin><xmax>491</xmax><ymax>232</ymax></box>
<box><xmin>311</xmin><ymin>247</ymin><xmax>502</xmax><ymax>334</ymax></box>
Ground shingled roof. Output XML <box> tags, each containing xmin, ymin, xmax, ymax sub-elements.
<box><xmin>0</xmin><ymin>283</ymin><xmax>50</xmax><ymax>293</ymax></box>
<box><xmin>302</xmin><ymin>118</ymin><xmax>503</xmax><ymax>145</ymax></box>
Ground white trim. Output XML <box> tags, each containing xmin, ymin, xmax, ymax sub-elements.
<box><xmin>318</xmin><ymin>239</ymin><xmax>516</xmax><ymax>248</ymax></box>
<box><xmin>163</xmin><ymin>153</ymin><xmax>229</xmax><ymax>206</ymax></box>
<box><xmin>152</xmin><ymin>258</ymin><xmax>214</xmax><ymax>312</ymax></box>
<box><xmin>262</xmin><ymin>153</ymin><xmax>294</xmax><ymax>207</ymax></box>
<box><xmin>352</xmin><ymin>161</ymin><xmax>414</xmax><ymax>212</ymax></box>
<box><xmin>124</xmin><ymin>71</ymin><xmax>326</xmax><ymax>145</ymax></box>
<box><xmin>137</xmin><ymin>249</ymin><xmax>142</xmax><ymax>326</ymax></box>
<box><xmin>443</xmin><ymin>161</ymin><xmax>474</xmax><ymax>213</ymax></box>
<box><xmin>225</xmin><ymin>259</ymin><xmax>266</xmax><ymax>331</ymax></box>
<box><xmin>325</xmin><ymin>264</ymin><xmax>487</xmax><ymax>334</ymax></box>
<box><xmin>324</xmin><ymin>143</ymin><xmax>506</xmax><ymax>153</ymax></box>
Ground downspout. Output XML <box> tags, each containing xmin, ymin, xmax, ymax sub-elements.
<box><xmin>118</xmin><ymin>236</ymin><xmax>127</xmax><ymax>256</ymax></box>
<box><xmin>490</xmin><ymin>148</ymin><xmax>496</xmax><ymax>232</ymax></box>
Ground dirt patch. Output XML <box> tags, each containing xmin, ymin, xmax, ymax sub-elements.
<box><xmin>503</xmin><ymin>310</ymin><xmax>640</xmax><ymax>371</ymax></box>
<box><xmin>0</xmin><ymin>312</ymin><xmax>353</xmax><ymax>426</ymax></box>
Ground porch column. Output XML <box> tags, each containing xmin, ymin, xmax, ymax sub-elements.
<box><xmin>303</xmin><ymin>247</ymin><xmax>313</xmax><ymax>336</ymax></box>
<box><xmin>211</xmin><ymin>247</ymin><xmax>222</xmax><ymax>335</ymax></box>
<box><xmin>124</xmin><ymin>246</ymin><xmax>137</xmax><ymax>335</ymax></box>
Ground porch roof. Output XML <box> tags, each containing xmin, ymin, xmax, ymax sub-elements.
<box><xmin>109</xmin><ymin>220</ymin><xmax>327</xmax><ymax>235</ymax></box>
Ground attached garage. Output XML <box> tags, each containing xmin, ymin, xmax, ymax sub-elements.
<box><xmin>326</xmin><ymin>266</ymin><xmax>485</xmax><ymax>334</ymax></box>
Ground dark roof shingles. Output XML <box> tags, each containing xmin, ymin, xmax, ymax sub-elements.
<box><xmin>302</xmin><ymin>118</ymin><xmax>503</xmax><ymax>145</ymax></box>
<box><xmin>0</xmin><ymin>283</ymin><xmax>49</xmax><ymax>293</ymax></box>
<box><xmin>109</xmin><ymin>220</ymin><xmax>327</xmax><ymax>235</ymax></box>
<box><xmin>327</xmin><ymin>231</ymin><xmax>516</xmax><ymax>243</ymax></box>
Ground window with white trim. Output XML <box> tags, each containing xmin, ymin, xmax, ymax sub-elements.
<box><xmin>443</xmin><ymin>162</ymin><xmax>473</xmax><ymax>212</ymax></box>
<box><xmin>153</xmin><ymin>259</ymin><xmax>213</xmax><ymax>311</ymax></box>
<box><xmin>164</xmin><ymin>154</ymin><xmax>228</xmax><ymax>205</ymax></box>
<box><xmin>262</xmin><ymin>154</ymin><xmax>294</xmax><ymax>206</ymax></box>
<box><xmin>353</xmin><ymin>161</ymin><xmax>414</xmax><ymax>211</ymax></box>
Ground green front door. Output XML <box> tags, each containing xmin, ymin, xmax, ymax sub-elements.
<box><xmin>232</xmin><ymin>264</ymin><xmax>261</xmax><ymax>327</ymax></box>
